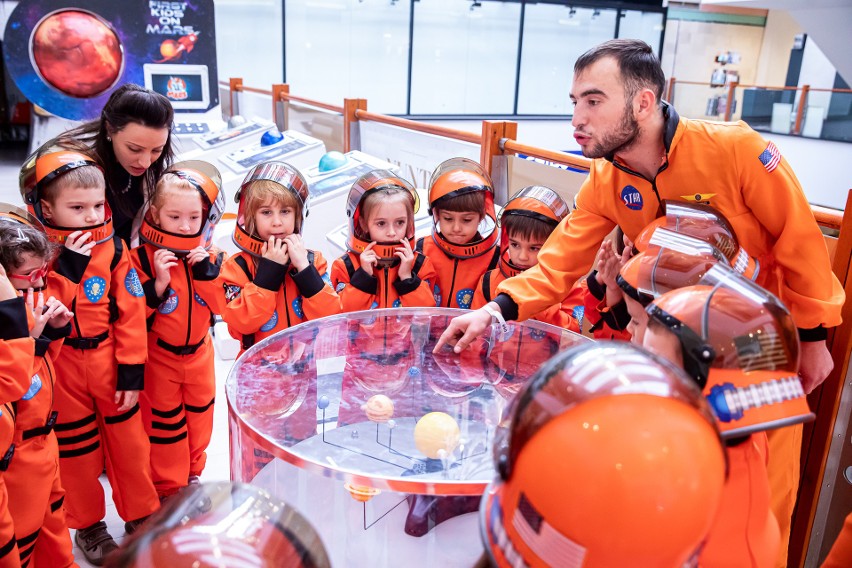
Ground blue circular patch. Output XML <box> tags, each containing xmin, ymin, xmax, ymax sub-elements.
<box><xmin>83</xmin><ymin>276</ymin><xmax>107</xmax><ymax>303</ymax></box>
<box><xmin>433</xmin><ymin>284</ymin><xmax>442</xmax><ymax>307</ymax></box>
<box><xmin>158</xmin><ymin>290</ymin><xmax>179</xmax><ymax>314</ymax></box>
<box><xmin>392</xmin><ymin>298</ymin><xmax>402</xmax><ymax>308</ymax></box>
<box><xmin>124</xmin><ymin>268</ymin><xmax>144</xmax><ymax>297</ymax></box>
<box><xmin>21</xmin><ymin>374</ymin><xmax>42</xmax><ymax>401</ymax></box>
<box><xmin>408</xmin><ymin>367</ymin><xmax>421</xmax><ymax>378</ymax></box>
<box><xmin>292</xmin><ymin>297</ymin><xmax>304</xmax><ymax>319</ymax></box>
<box><xmin>456</xmin><ymin>288</ymin><xmax>474</xmax><ymax>309</ymax></box>
<box><xmin>194</xmin><ymin>292</ymin><xmax>207</xmax><ymax>307</ymax></box>
<box><xmin>370</xmin><ymin>301</ymin><xmax>379</xmax><ymax>310</ymax></box>
<box><xmin>260</xmin><ymin>310</ymin><xmax>279</xmax><ymax>332</ymax></box>
<box><xmin>620</xmin><ymin>185</ymin><xmax>643</xmax><ymax>211</ymax></box>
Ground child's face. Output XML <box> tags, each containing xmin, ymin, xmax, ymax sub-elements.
<box><xmin>642</xmin><ymin>322</ymin><xmax>685</xmax><ymax>369</ymax></box>
<box><xmin>365</xmin><ymin>200</ymin><xmax>409</xmax><ymax>243</ymax></box>
<box><xmin>152</xmin><ymin>190</ymin><xmax>203</xmax><ymax>235</ymax></box>
<box><xmin>8</xmin><ymin>252</ymin><xmax>48</xmax><ymax>290</ymax></box>
<box><xmin>437</xmin><ymin>210</ymin><xmax>482</xmax><ymax>245</ymax></box>
<box><xmin>41</xmin><ymin>185</ymin><xmax>106</xmax><ymax>228</ymax></box>
<box><xmin>506</xmin><ymin>233</ymin><xmax>545</xmax><ymax>270</ymax></box>
<box><xmin>624</xmin><ymin>295</ymin><xmax>650</xmax><ymax>345</ymax></box>
<box><xmin>254</xmin><ymin>199</ymin><xmax>296</xmax><ymax>241</ymax></box>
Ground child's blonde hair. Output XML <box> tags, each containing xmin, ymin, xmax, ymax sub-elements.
<box><xmin>40</xmin><ymin>165</ymin><xmax>105</xmax><ymax>203</ymax></box>
<box><xmin>357</xmin><ymin>188</ymin><xmax>415</xmax><ymax>241</ymax></box>
<box><xmin>242</xmin><ymin>179</ymin><xmax>303</xmax><ymax>237</ymax></box>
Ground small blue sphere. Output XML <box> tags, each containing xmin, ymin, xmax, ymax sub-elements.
<box><xmin>318</xmin><ymin>151</ymin><xmax>348</xmax><ymax>173</ymax></box>
<box><xmin>318</xmin><ymin>395</ymin><xmax>330</xmax><ymax>410</ymax></box>
<box><xmin>260</xmin><ymin>130</ymin><xmax>284</xmax><ymax>146</ymax></box>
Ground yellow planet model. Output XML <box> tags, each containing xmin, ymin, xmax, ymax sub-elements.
<box><xmin>363</xmin><ymin>394</ymin><xmax>395</xmax><ymax>423</ymax></box>
<box><xmin>414</xmin><ymin>412</ymin><xmax>460</xmax><ymax>459</ymax></box>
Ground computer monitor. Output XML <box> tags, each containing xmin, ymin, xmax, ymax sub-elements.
<box><xmin>143</xmin><ymin>63</ymin><xmax>210</xmax><ymax>111</ymax></box>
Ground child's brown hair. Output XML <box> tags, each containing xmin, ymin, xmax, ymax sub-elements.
<box><xmin>242</xmin><ymin>180</ymin><xmax>303</xmax><ymax>237</ymax></box>
<box><xmin>502</xmin><ymin>213</ymin><xmax>555</xmax><ymax>245</ymax></box>
<box><xmin>0</xmin><ymin>221</ymin><xmax>57</xmax><ymax>273</ymax></box>
<box><xmin>432</xmin><ymin>191</ymin><xmax>485</xmax><ymax>215</ymax></box>
<box><xmin>357</xmin><ymin>188</ymin><xmax>415</xmax><ymax>241</ymax></box>
<box><xmin>40</xmin><ymin>165</ymin><xmax>105</xmax><ymax>203</ymax></box>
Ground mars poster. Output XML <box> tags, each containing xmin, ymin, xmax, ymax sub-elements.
<box><xmin>4</xmin><ymin>0</ymin><xmax>218</xmax><ymax>120</ymax></box>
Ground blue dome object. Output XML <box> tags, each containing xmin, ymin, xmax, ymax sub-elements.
<box><xmin>260</xmin><ymin>130</ymin><xmax>284</xmax><ymax>146</ymax></box>
<box><xmin>318</xmin><ymin>151</ymin><xmax>348</xmax><ymax>173</ymax></box>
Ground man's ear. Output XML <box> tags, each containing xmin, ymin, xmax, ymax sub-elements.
<box><xmin>634</xmin><ymin>88</ymin><xmax>658</xmax><ymax>119</ymax></box>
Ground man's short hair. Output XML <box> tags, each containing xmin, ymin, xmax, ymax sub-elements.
<box><xmin>574</xmin><ymin>39</ymin><xmax>666</xmax><ymax>103</ymax></box>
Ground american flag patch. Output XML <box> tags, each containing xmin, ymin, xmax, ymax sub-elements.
<box><xmin>758</xmin><ymin>141</ymin><xmax>781</xmax><ymax>173</ymax></box>
<box><xmin>512</xmin><ymin>493</ymin><xmax>586</xmax><ymax>567</ymax></box>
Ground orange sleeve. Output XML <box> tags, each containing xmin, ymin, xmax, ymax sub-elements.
<box><xmin>46</xmin><ymin>246</ymin><xmax>90</xmax><ymax>309</ymax></box>
<box><xmin>497</xmin><ymin>174</ymin><xmax>616</xmax><ymax>321</ymax></box>
<box><xmin>471</xmin><ymin>273</ymin><xmax>488</xmax><ymax>310</ymax></box>
<box><xmin>192</xmin><ymin>251</ymin><xmax>228</xmax><ymax>317</ymax></box>
<box><xmin>219</xmin><ymin>254</ymin><xmax>279</xmax><ymax>336</ymax></box>
<box><xmin>397</xmin><ymin>254</ymin><xmax>438</xmax><ymax>308</ymax></box>
<box><xmin>331</xmin><ymin>255</ymin><xmax>376</xmax><ymax>312</ymax></box>
<box><xmin>533</xmin><ymin>284</ymin><xmax>584</xmax><ymax>333</ymax></box>
<box><xmin>301</xmin><ymin>251</ymin><xmax>342</xmax><ymax>320</ymax></box>
<box><xmin>735</xmin><ymin>126</ymin><xmax>844</xmax><ymax>328</ymax></box>
<box><xmin>129</xmin><ymin>246</ymin><xmax>159</xmax><ymax>318</ymax></box>
<box><xmin>111</xmin><ymin>246</ymin><xmax>148</xmax><ymax>367</ymax></box>
<box><xmin>0</xmin><ymin>297</ymin><xmax>36</xmax><ymax>403</ymax></box>
<box><xmin>823</xmin><ymin>512</ymin><xmax>852</xmax><ymax>568</ymax></box>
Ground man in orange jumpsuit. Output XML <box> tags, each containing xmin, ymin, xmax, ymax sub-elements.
<box><xmin>437</xmin><ymin>39</ymin><xmax>845</xmax><ymax>567</ymax></box>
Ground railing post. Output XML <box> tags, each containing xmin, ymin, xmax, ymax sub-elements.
<box><xmin>343</xmin><ymin>98</ymin><xmax>367</xmax><ymax>153</ymax></box>
<box><xmin>724</xmin><ymin>81</ymin><xmax>738</xmax><ymax>122</ymax></box>
<box><xmin>229</xmin><ymin>77</ymin><xmax>243</xmax><ymax>118</ymax></box>
<box><xmin>272</xmin><ymin>84</ymin><xmax>290</xmax><ymax>132</ymax></box>
<box><xmin>481</xmin><ymin>120</ymin><xmax>518</xmax><ymax>206</ymax></box>
<box><xmin>794</xmin><ymin>84</ymin><xmax>810</xmax><ymax>135</ymax></box>
<box><xmin>666</xmin><ymin>76</ymin><xmax>677</xmax><ymax>104</ymax></box>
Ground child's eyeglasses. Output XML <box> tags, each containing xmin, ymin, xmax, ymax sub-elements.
<box><xmin>9</xmin><ymin>264</ymin><xmax>48</xmax><ymax>283</ymax></box>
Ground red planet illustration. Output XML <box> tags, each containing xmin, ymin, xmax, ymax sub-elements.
<box><xmin>31</xmin><ymin>10</ymin><xmax>123</xmax><ymax>98</ymax></box>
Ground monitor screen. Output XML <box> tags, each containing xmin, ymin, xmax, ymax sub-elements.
<box><xmin>143</xmin><ymin>64</ymin><xmax>210</xmax><ymax>111</ymax></box>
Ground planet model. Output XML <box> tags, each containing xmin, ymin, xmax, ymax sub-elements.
<box><xmin>318</xmin><ymin>151</ymin><xmax>347</xmax><ymax>173</ymax></box>
<box><xmin>362</xmin><ymin>394</ymin><xmax>394</xmax><ymax>423</ymax></box>
<box><xmin>31</xmin><ymin>10</ymin><xmax>123</xmax><ymax>98</ymax></box>
<box><xmin>343</xmin><ymin>483</ymin><xmax>380</xmax><ymax>503</ymax></box>
<box><xmin>414</xmin><ymin>412</ymin><xmax>460</xmax><ymax>459</ymax></box>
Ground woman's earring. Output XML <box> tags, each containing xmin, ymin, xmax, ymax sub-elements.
<box><xmin>106</xmin><ymin>136</ymin><xmax>112</xmax><ymax>142</ymax></box>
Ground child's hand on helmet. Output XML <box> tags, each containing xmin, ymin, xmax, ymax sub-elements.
<box><xmin>153</xmin><ymin>248</ymin><xmax>178</xmax><ymax>297</ymax></box>
<box><xmin>396</xmin><ymin>239</ymin><xmax>416</xmax><ymax>280</ymax></box>
<box><xmin>360</xmin><ymin>242</ymin><xmax>378</xmax><ymax>277</ymax></box>
<box><xmin>262</xmin><ymin>236</ymin><xmax>289</xmax><ymax>266</ymax></box>
<box><xmin>65</xmin><ymin>231</ymin><xmax>95</xmax><ymax>256</ymax></box>
<box><xmin>284</xmin><ymin>235</ymin><xmax>309</xmax><ymax>272</ymax></box>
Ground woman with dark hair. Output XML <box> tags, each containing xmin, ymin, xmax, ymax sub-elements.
<box><xmin>58</xmin><ymin>83</ymin><xmax>176</xmax><ymax>243</ymax></box>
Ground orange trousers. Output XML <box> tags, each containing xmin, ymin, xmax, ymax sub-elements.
<box><xmin>766</xmin><ymin>424</ymin><xmax>802</xmax><ymax>568</ymax></box>
<box><xmin>140</xmin><ymin>336</ymin><xmax>215</xmax><ymax>497</ymax></box>
<box><xmin>701</xmin><ymin>432</ymin><xmax>779</xmax><ymax>567</ymax></box>
<box><xmin>52</xmin><ymin>339</ymin><xmax>159</xmax><ymax>528</ymax></box>
<box><xmin>0</xmin><ymin>479</ymin><xmax>19</xmax><ymax>568</ymax></box>
<box><xmin>5</xmin><ymin>433</ymin><xmax>74</xmax><ymax>567</ymax></box>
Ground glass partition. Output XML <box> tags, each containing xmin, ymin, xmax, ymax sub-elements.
<box><xmin>517</xmin><ymin>5</ymin><xmax>618</xmax><ymax>114</ymax></box>
<box><xmin>410</xmin><ymin>0</ymin><xmax>521</xmax><ymax>115</ymax></box>
<box><xmin>285</xmin><ymin>0</ymin><xmax>412</xmax><ymax>114</ymax></box>
<box><xmin>617</xmin><ymin>9</ymin><xmax>664</xmax><ymax>52</ymax></box>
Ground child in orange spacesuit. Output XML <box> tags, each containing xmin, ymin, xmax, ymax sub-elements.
<box><xmin>131</xmin><ymin>161</ymin><xmax>226</xmax><ymax>499</ymax></box>
<box><xmin>417</xmin><ymin>158</ymin><xmax>499</xmax><ymax>309</ymax></box>
<box><xmin>20</xmin><ymin>145</ymin><xmax>159</xmax><ymax>564</ymax></box>
<box><xmin>0</xmin><ymin>206</ymin><xmax>77</xmax><ymax>567</ymax></box>
<box><xmin>331</xmin><ymin>170</ymin><xmax>436</xmax><ymax>310</ymax></box>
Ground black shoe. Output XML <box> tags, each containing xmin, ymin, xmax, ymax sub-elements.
<box><xmin>124</xmin><ymin>515</ymin><xmax>149</xmax><ymax>535</ymax></box>
<box><xmin>187</xmin><ymin>474</ymin><xmax>201</xmax><ymax>485</ymax></box>
<box><xmin>75</xmin><ymin>521</ymin><xmax>118</xmax><ymax>566</ymax></box>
